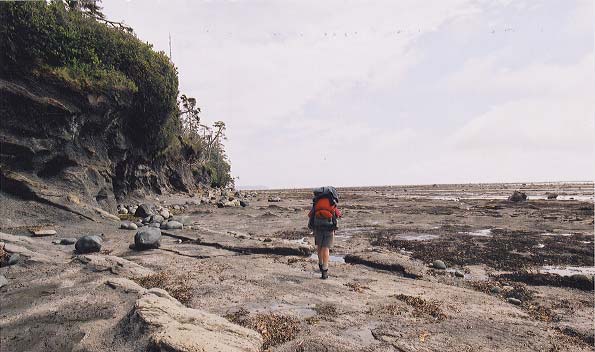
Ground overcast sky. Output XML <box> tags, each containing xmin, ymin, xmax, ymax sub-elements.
<box><xmin>104</xmin><ymin>0</ymin><xmax>594</xmax><ymax>189</ymax></box>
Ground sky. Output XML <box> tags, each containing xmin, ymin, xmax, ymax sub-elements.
<box><xmin>103</xmin><ymin>0</ymin><xmax>594</xmax><ymax>189</ymax></box>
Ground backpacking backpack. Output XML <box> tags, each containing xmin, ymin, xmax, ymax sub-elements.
<box><xmin>309</xmin><ymin>186</ymin><xmax>339</xmax><ymax>230</ymax></box>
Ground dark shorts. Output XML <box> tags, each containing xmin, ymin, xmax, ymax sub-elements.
<box><xmin>314</xmin><ymin>229</ymin><xmax>334</xmax><ymax>248</ymax></box>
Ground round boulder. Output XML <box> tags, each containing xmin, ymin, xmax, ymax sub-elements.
<box><xmin>120</xmin><ymin>221</ymin><xmax>138</xmax><ymax>230</ymax></box>
<box><xmin>163</xmin><ymin>220</ymin><xmax>183</xmax><ymax>230</ymax></box>
<box><xmin>508</xmin><ymin>191</ymin><xmax>527</xmax><ymax>202</ymax></box>
<box><xmin>432</xmin><ymin>260</ymin><xmax>447</xmax><ymax>270</ymax></box>
<box><xmin>75</xmin><ymin>235</ymin><xmax>103</xmax><ymax>254</ymax></box>
<box><xmin>134</xmin><ymin>227</ymin><xmax>162</xmax><ymax>250</ymax></box>
<box><xmin>135</xmin><ymin>204</ymin><xmax>155</xmax><ymax>218</ymax></box>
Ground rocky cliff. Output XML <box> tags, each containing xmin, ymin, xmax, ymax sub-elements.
<box><xmin>0</xmin><ymin>2</ymin><xmax>217</xmax><ymax>217</ymax></box>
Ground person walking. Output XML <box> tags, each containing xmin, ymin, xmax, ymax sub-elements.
<box><xmin>308</xmin><ymin>186</ymin><xmax>342</xmax><ymax>279</ymax></box>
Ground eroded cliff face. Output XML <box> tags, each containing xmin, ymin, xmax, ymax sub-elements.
<box><xmin>0</xmin><ymin>77</ymin><xmax>209</xmax><ymax>214</ymax></box>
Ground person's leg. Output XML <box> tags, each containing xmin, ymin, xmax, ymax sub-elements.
<box><xmin>317</xmin><ymin>244</ymin><xmax>323</xmax><ymax>271</ymax></box>
<box><xmin>321</xmin><ymin>246</ymin><xmax>330</xmax><ymax>270</ymax></box>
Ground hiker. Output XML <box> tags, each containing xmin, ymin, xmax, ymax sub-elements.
<box><xmin>308</xmin><ymin>186</ymin><xmax>342</xmax><ymax>279</ymax></box>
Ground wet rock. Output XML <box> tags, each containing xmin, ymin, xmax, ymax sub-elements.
<box><xmin>31</xmin><ymin>229</ymin><xmax>56</xmax><ymax>237</ymax></box>
<box><xmin>75</xmin><ymin>235</ymin><xmax>103</xmax><ymax>254</ymax></box>
<box><xmin>507</xmin><ymin>298</ymin><xmax>522</xmax><ymax>305</ymax></box>
<box><xmin>432</xmin><ymin>260</ymin><xmax>447</xmax><ymax>270</ymax></box>
<box><xmin>120</xmin><ymin>221</ymin><xmax>138</xmax><ymax>230</ymax></box>
<box><xmin>508</xmin><ymin>191</ymin><xmax>527</xmax><ymax>202</ymax></box>
<box><xmin>268</xmin><ymin>197</ymin><xmax>282</xmax><ymax>202</ymax></box>
<box><xmin>546</xmin><ymin>192</ymin><xmax>558</xmax><ymax>200</ymax></box>
<box><xmin>163</xmin><ymin>221</ymin><xmax>183</xmax><ymax>230</ymax></box>
<box><xmin>133</xmin><ymin>288</ymin><xmax>262</xmax><ymax>351</ymax></box>
<box><xmin>59</xmin><ymin>238</ymin><xmax>77</xmax><ymax>245</ymax></box>
<box><xmin>240</xmin><ymin>200</ymin><xmax>249</xmax><ymax>207</ymax></box>
<box><xmin>135</xmin><ymin>203</ymin><xmax>155</xmax><ymax>218</ymax></box>
<box><xmin>490</xmin><ymin>286</ymin><xmax>502</xmax><ymax>294</ymax></box>
<box><xmin>454</xmin><ymin>270</ymin><xmax>465</xmax><ymax>278</ymax></box>
<box><xmin>0</xmin><ymin>274</ymin><xmax>7</xmax><ymax>288</ymax></box>
<box><xmin>7</xmin><ymin>253</ymin><xmax>20</xmax><ymax>265</ymax></box>
<box><xmin>135</xmin><ymin>227</ymin><xmax>161</xmax><ymax>250</ymax></box>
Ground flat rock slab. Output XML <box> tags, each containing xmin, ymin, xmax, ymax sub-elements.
<box><xmin>30</xmin><ymin>229</ymin><xmax>57</xmax><ymax>237</ymax></box>
<box><xmin>76</xmin><ymin>254</ymin><xmax>154</xmax><ymax>278</ymax></box>
<box><xmin>161</xmin><ymin>229</ymin><xmax>313</xmax><ymax>257</ymax></box>
<box><xmin>344</xmin><ymin>251</ymin><xmax>427</xmax><ymax>279</ymax></box>
<box><xmin>159</xmin><ymin>244</ymin><xmax>237</xmax><ymax>259</ymax></box>
<box><xmin>134</xmin><ymin>288</ymin><xmax>262</xmax><ymax>352</ymax></box>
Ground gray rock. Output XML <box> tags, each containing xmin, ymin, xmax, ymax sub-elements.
<box><xmin>120</xmin><ymin>221</ymin><xmax>138</xmax><ymax>230</ymax></box>
<box><xmin>173</xmin><ymin>205</ymin><xmax>181</xmax><ymax>210</ymax></box>
<box><xmin>59</xmin><ymin>238</ymin><xmax>77</xmax><ymax>245</ymax></box>
<box><xmin>134</xmin><ymin>227</ymin><xmax>161</xmax><ymax>249</ymax></box>
<box><xmin>268</xmin><ymin>197</ymin><xmax>282</xmax><ymax>202</ymax></box>
<box><xmin>152</xmin><ymin>214</ymin><xmax>165</xmax><ymax>223</ymax></box>
<box><xmin>507</xmin><ymin>298</ymin><xmax>522</xmax><ymax>305</ymax></box>
<box><xmin>546</xmin><ymin>192</ymin><xmax>558</xmax><ymax>200</ymax></box>
<box><xmin>490</xmin><ymin>286</ymin><xmax>502</xmax><ymax>294</ymax></box>
<box><xmin>75</xmin><ymin>235</ymin><xmax>103</xmax><ymax>253</ymax></box>
<box><xmin>7</xmin><ymin>253</ymin><xmax>20</xmax><ymax>265</ymax></box>
<box><xmin>432</xmin><ymin>260</ymin><xmax>447</xmax><ymax>270</ymax></box>
<box><xmin>31</xmin><ymin>229</ymin><xmax>57</xmax><ymax>237</ymax></box>
<box><xmin>454</xmin><ymin>270</ymin><xmax>465</xmax><ymax>278</ymax></box>
<box><xmin>163</xmin><ymin>221</ymin><xmax>183</xmax><ymax>230</ymax></box>
<box><xmin>143</xmin><ymin>216</ymin><xmax>152</xmax><ymax>224</ymax></box>
<box><xmin>149</xmin><ymin>222</ymin><xmax>161</xmax><ymax>228</ymax></box>
<box><xmin>135</xmin><ymin>203</ymin><xmax>155</xmax><ymax>218</ymax></box>
<box><xmin>159</xmin><ymin>209</ymin><xmax>171</xmax><ymax>219</ymax></box>
<box><xmin>508</xmin><ymin>191</ymin><xmax>527</xmax><ymax>202</ymax></box>
<box><xmin>0</xmin><ymin>274</ymin><xmax>7</xmax><ymax>288</ymax></box>
<box><xmin>118</xmin><ymin>207</ymin><xmax>129</xmax><ymax>215</ymax></box>
<box><xmin>240</xmin><ymin>200</ymin><xmax>249</xmax><ymax>207</ymax></box>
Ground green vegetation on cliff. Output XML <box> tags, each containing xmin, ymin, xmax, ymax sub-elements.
<box><xmin>0</xmin><ymin>0</ymin><xmax>232</xmax><ymax>188</ymax></box>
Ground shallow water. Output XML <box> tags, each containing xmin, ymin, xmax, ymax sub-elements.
<box><xmin>460</xmin><ymin>229</ymin><xmax>492</xmax><ymax>237</ymax></box>
<box><xmin>309</xmin><ymin>253</ymin><xmax>345</xmax><ymax>263</ymax></box>
<box><xmin>397</xmin><ymin>232</ymin><xmax>439</xmax><ymax>241</ymax></box>
<box><xmin>540</xmin><ymin>266</ymin><xmax>595</xmax><ymax>276</ymax></box>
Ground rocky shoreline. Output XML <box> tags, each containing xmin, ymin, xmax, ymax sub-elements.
<box><xmin>0</xmin><ymin>183</ymin><xmax>593</xmax><ymax>351</ymax></box>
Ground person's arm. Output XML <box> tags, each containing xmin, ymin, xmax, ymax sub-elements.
<box><xmin>335</xmin><ymin>208</ymin><xmax>342</xmax><ymax>218</ymax></box>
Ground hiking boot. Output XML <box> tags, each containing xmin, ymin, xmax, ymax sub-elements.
<box><xmin>321</xmin><ymin>269</ymin><xmax>328</xmax><ymax>280</ymax></box>
<box><xmin>318</xmin><ymin>263</ymin><xmax>323</xmax><ymax>272</ymax></box>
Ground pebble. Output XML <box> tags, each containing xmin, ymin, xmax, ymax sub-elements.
<box><xmin>7</xmin><ymin>253</ymin><xmax>20</xmax><ymax>265</ymax></box>
<box><xmin>454</xmin><ymin>270</ymin><xmax>465</xmax><ymax>278</ymax></box>
<box><xmin>432</xmin><ymin>260</ymin><xmax>447</xmax><ymax>270</ymax></box>
<box><xmin>0</xmin><ymin>274</ymin><xmax>7</xmax><ymax>288</ymax></box>
<box><xmin>75</xmin><ymin>235</ymin><xmax>103</xmax><ymax>254</ymax></box>
<box><xmin>490</xmin><ymin>286</ymin><xmax>502</xmax><ymax>294</ymax></box>
<box><xmin>120</xmin><ymin>221</ymin><xmax>138</xmax><ymax>230</ymax></box>
<box><xmin>507</xmin><ymin>298</ymin><xmax>522</xmax><ymax>305</ymax></box>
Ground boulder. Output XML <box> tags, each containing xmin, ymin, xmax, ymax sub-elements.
<box><xmin>135</xmin><ymin>227</ymin><xmax>161</xmax><ymax>249</ymax></box>
<box><xmin>118</xmin><ymin>207</ymin><xmax>129</xmax><ymax>215</ymax></box>
<box><xmin>159</xmin><ymin>209</ymin><xmax>171</xmax><ymax>219</ymax></box>
<box><xmin>546</xmin><ymin>192</ymin><xmax>558</xmax><ymax>200</ymax></box>
<box><xmin>0</xmin><ymin>274</ymin><xmax>7</xmax><ymax>288</ymax></box>
<box><xmin>149</xmin><ymin>222</ymin><xmax>161</xmax><ymax>228</ymax></box>
<box><xmin>152</xmin><ymin>214</ymin><xmax>165</xmax><ymax>223</ymax></box>
<box><xmin>508</xmin><ymin>191</ymin><xmax>527</xmax><ymax>202</ymax></box>
<box><xmin>432</xmin><ymin>260</ymin><xmax>447</xmax><ymax>270</ymax></box>
<box><xmin>224</xmin><ymin>199</ymin><xmax>241</xmax><ymax>207</ymax></box>
<box><xmin>239</xmin><ymin>200</ymin><xmax>249</xmax><ymax>207</ymax></box>
<box><xmin>134</xmin><ymin>288</ymin><xmax>262</xmax><ymax>351</ymax></box>
<box><xmin>268</xmin><ymin>197</ymin><xmax>282</xmax><ymax>202</ymax></box>
<box><xmin>121</xmin><ymin>221</ymin><xmax>138</xmax><ymax>230</ymax></box>
<box><xmin>163</xmin><ymin>221</ymin><xmax>183</xmax><ymax>230</ymax></box>
<box><xmin>135</xmin><ymin>204</ymin><xmax>155</xmax><ymax>218</ymax></box>
<box><xmin>75</xmin><ymin>235</ymin><xmax>103</xmax><ymax>254</ymax></box>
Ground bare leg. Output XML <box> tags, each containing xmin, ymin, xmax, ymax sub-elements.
<box><xmin>321</xmin><ymin>246</ymin><xmax>330</xmax><ymax>269</ymax></box>
<box><xmin>317</xmin><ymin>245</ymin><xmax>323</xmax><ymax>266</ymax></box>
